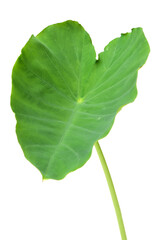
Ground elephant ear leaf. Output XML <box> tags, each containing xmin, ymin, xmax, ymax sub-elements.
<box><xmin>11</xmin><ymin>21</ymin><xmax>150</xmax><ymax>180</ymax></box>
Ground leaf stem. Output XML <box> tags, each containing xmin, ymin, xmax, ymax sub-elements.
<box><xmin>94</xmin><ymin>141</ymin><xmax>127</xmax><ymax>240</ymax></box>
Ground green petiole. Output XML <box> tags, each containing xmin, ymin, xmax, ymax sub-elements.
<box><xmin>95</xmin><ymin>141</ymin><xmax>127</xmax><ymax>240</ymax></box>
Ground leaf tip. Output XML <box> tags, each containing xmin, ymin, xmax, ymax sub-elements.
<box><xmin>42</xmin><ymin>175</ymin><xmax>47</xmax><ymax>181</ymax></box>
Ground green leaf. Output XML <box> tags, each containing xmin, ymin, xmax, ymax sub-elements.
<box><xmin>11</xmin><ymin>21</ymin><xmax>150</xmax><ymax>180</ymax></box>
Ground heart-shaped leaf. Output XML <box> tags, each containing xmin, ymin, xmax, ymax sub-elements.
<box><xmin>11</xmin><ymin>21</ymin><xmax>150</xmax><ymax>179</ymax></box>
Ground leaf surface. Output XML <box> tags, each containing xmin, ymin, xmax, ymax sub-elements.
<box><xmin>11</xmin><ymin>21</ymin><xmax>150</xmax><ymax>179</ymax></box>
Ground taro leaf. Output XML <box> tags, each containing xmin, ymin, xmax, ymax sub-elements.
<box><xmin>11</xmin><ymin>21</ymin><xmax>150</xmax><ymax>180</ymax></box>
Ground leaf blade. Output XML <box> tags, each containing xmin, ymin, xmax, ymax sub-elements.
<box><xmin>11</xmin><ymin>21</ymin><xmax>150</xmax><ymax>179</ymax></box>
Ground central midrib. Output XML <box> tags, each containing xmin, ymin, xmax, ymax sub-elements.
<box><xmin>43</xmin><ymin>102</ymin><xmax>80</xmax><ymax>177</ymax></box>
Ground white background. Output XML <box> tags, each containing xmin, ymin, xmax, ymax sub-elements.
<box><xmin>0</xmin><ymin>0</ymin><xmax>160</xmax><ymax>239</ymax></box>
